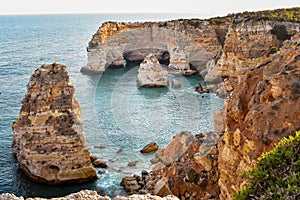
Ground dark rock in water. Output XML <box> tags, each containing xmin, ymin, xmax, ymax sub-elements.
<box><xmin>12</xmin><ymin>63</ymin><xmax>97</xmax><ymax>185</ymax></box>
<box><xmin>140</xmin><ymin>142</ymin><xmax>159</xmax><ymax>153</ymax></box>
<box><xmin>128</xmin><ymin>161</ymin><xmax>137</xmax><ymax>167</ymax></box>
<box><xmin>93</xmin><ymin>160</ymin><xmax>108</xmax><ymax>168</ymax></box>
<box><xmin>194</xmin><ymin>82</ymin><xmax>209</xmax><ymax>93</ymax></box>
<box><xmin>90</xmin><ymin>155</ymin><xmax>98</xmax><ymax>163</ymax></box>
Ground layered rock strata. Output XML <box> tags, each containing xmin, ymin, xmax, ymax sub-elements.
<box><xmin>216</xmin><ymin>21</ymin><xmax>300</xmax><ymax>199</ymax></box>
<box><xmin>12</xmin><ymin>63</ymin><xmax>97</xmax><ymax>184</ymax></box>
<box><xmin>137</xmin><ymin>54</ymin><xmax>168</xmax><ymax>87</ymax></box>
<box><xmin>83</xmin><ymin>20</ymin><xmax>223</xmax><ymax>73</ymax></box>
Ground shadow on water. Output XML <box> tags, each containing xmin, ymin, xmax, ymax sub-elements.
<box><xmin>14</xmin><ymin>167</ymin><xmax>100</xmax><ymax>198</ymax></box>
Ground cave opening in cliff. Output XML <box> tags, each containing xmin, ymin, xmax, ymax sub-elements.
<box><xmin>122</xmin><ymin>48</ymin><xmax>170</xmax><ymax>67</ymax></box>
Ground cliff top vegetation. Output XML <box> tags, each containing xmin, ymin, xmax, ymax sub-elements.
<box><xmin>234</xmin><ymin>131</ymin><xmax>300</xmax><ymax>199</ymax></box>
<box><xmin>209</xmin><ymin>7</ymin><xmax>300</xmax><ymax>24</ymax></box>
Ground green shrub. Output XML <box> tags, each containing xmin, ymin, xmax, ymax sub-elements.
<box><xmin>234</xmin><ymin>131</ymin><xmax>300</xmax><ymax>200</ymax></box>
<box><xmin>270</xmin><ymin>25</ymin><xmax>291</xmax><ymax>41</ymax></box>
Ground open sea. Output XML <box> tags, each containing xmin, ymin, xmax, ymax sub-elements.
<box><xmin>0</xmin><ymin>14</ymin><xmax>224</xmax><ymax>198</ymax></box>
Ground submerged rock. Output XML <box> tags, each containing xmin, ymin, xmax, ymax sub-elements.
<box><xmin>12</xmin><ymin>63</ymin><xmax>97</xmax><ymax>185</ymax></box>
<box><xmin>171</xmin><ymin>79</ymin><xmax>181</xmax><ymax>88</ymax></box>
<box><xmin>137</xmin><ymin>54</ymin><xmax>168</xmax><ymax>87</ymax></box>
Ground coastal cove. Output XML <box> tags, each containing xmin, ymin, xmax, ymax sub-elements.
<box><xmin>1</xmin><ymin>8</ymin><xmax>299</xmax><ymax>199</ymax></box>
<box><xmin>0</xmin><ymin>14</ymin><xmax>224</xmax><ymax>198</ymax></box>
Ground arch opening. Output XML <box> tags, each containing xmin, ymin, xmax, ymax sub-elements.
<box><xmin>123</xmin><ymin>48</ymin><xmax>170</xmax><ymax>66</ymax></box>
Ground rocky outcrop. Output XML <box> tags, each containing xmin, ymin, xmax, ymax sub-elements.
<box><xmin>0</xmin><ymin>190</ymin><xmax>179</xmax><ymax>200</ymax></box>
<box><xmin>137</xmin><ymin>54</ymin><xmax>168</xmax><ymax>87</ymax></box>
<box><xmin>83</xmin><ymin>20</ymin><xmax>223</xmax><ymax>73</ymax></box>
<box><xmin>121</xmin><ymin>131</ymin><xmax>221</xmax><ymax>199</ymax></box>
<box><xmin>216</xmin><ymin>20</ymin><xmax>300</xmax><ymax>199</ymax></box>
<box><xmin>12</xmin><ymin>63</ymin><xmax>97</xmax><ymax>185</ymax></box>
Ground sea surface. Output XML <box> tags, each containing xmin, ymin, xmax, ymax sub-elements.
<box><xmin>0</xmin><ymin>14</ymin><xmax>224</xmax><ymax>198</ymax></box>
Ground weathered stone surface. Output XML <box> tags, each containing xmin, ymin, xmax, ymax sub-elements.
<box><xmin>126</xmin><ymin>131</ymin><xmax>221</xmax><ymax>199</ymax></box>
<box><xmin>84</xmin><ymin>20</ymin><xmax>222</xmax><ymax>73</ymax></box>
<box><xmin>140</xmin><ymin>142</ymin><xmax>159</xmax><ymax>153</ymax></box>
<box><xmin>12</xmin><ymin>63</ymin><xmax>97</xmax><ymax>185</ymax></box>
<box><xmin>154</xmin><ymin>178</ymin><xmax>173</xmax><ymax>197</ymax></box>
<box><xmin>216</xmin><ymin>21</ymin><xmax>300</xmax><ymax>199</ymax></box>
<box><xmin>0</xmin><ymin>190</ymin><xmax>110</xmax><ymax>200</ymax></box>
<box><xmin>0</xmin><ymin>191</ymin><xmax>179</xmax><ymax>200</ymax></box>
<box><xmin>137</xmin><ymin>54</ymin><xmax>168</xmax><ymax>87</ymax></box>
<box><xmin>114</xmin><ymin>194</ymin><xmax>179</xmax><ymax>200</ymax></box>
<box><xmin>120</xmin><ymin>176</ymin><xmax>141</xmax><ymax>194</ymax></box>
<box><xmin>155</xmin><ymin>131</ymin><xmax>194</xmax><ymax>166</ymax></box>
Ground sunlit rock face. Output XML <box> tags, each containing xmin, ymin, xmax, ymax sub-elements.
<box><xmin>83</xmin><ymin>20</ymin><xmax>222</xmax><ymax>74</ymax></box>
<box><xmin>12</xmin><ymin>63</ymin><xmax>97</xmax><ymax>185</ymax></box>
<box><xmin>216</xmin><ymin>20</ymin><xmax>300</xmax><ymax>199</ymax></box>
<box><xmin>137</xmin><ymin>54</ymin><xmax>168</xmax><ymax>87</ymax></box>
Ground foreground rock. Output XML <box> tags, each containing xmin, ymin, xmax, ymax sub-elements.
<box><xmin>114</xmin><ymin>194</ymin><xmax>179</xmax><ymax>200</ymax></box>
<box><xmin>12</xmin><ymin>63</ymin><xmax>97</xmax><ymax>185</ymax></box>
<box><xmin>0</xmin><ymin>190</ymin><xmax>179</xmax><ymax>200</ymax></box>
<box><xmin>121</xmin><ymin>131</ymin><xmax>221</xmax><ymax>199</ymax></box>
<box><xmin>137</xmin><ymin>54</ymin><xmax>168</xmax><ymax>87</ymax></box>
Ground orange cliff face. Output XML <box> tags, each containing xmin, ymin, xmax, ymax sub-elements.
<box><xmin>12</xmin><ymin>63</ymin><xmax>97</xmax><ymax>185</ymax></box>
<box><xmin>216</xmin><ymin>20</ymin><xmax>300</xmax><ymax>199</ymax></box>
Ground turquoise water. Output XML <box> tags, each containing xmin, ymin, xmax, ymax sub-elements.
<box><xmin>0</xmin><ymin>14</ymin><xmax>224</xmax><ymax>198</ymax></box>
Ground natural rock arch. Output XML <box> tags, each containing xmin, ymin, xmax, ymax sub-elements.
<box><xmin>82</xmin><ymin>20</ymin><xmax>222</xmax><ymax>74</ymax></box>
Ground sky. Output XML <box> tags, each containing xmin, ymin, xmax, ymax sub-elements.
<box><xmin>0</xmin><ymin>0</ymin><xmax>299</xmax><ymax>17</ymax></box>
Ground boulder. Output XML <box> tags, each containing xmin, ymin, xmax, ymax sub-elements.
<box><xmin>155</xmin><ymin>131</ymin><xmax>194</xmax><ymax>166</ymax></box>
<box><xmin>93</xmin><ymin>160</ymin><xmax>108</xmax><ymax>168</ymax></box>
<box><xmin>140</xmin><ymin>142</ymin><xmax>159</xmax><ymax>153</ymax></box>
<box><xmin>154</xmin><ymin>178</ymin><xmax>173</xmax><ymax>197</ymax></box>
<box><xmin>12</xmin><ymin>63</ymin><xmax>97</xmax><ymax>185</ymax></box>
<box><xmin>194</xmin><ymin>82</ymin><xmax>209</xmax><ymax>93</ymax></box>
<box><xmin>128</xmin><ymin>161</ymin><xmax>138</xmax><ymax>167</ymax></box>
<box><xmin>120</xmin><ymin>176</ymin><xmax>141</xmax><ymax>194</ymax></box>
<box><xmin>171</xmin><ymin>79</ymin><xmax>181</xmax><ymax>88</ymax></box>
<box><xmin>137</xmin><ymin>54</ymin><xmax>168</xmax><ymax>87</ymax></box>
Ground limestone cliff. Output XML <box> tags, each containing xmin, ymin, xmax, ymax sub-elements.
<box><xmin>83</xmin><ymin>19</ymin><xmax>223</xmax><ymax>73</ymax></box>
<box><xmin>12</xmin><ymin>63</ymin><xmax>97</xmax><ymax>185</ymax></box>
<box><xmin>216</xmin><ymin>20</ymin><xmax>300</xmax><ymax>199</ymax></box>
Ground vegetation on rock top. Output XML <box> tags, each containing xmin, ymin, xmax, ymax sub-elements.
<box><xmin>234</xmin><ymin>131</ymin><xmax>300</xmax><ymax>200</ymax></box>
<box><xmin>209</xmin><ymin>7</ymin><xmax>300</xmax><ymax>24</ymax></box>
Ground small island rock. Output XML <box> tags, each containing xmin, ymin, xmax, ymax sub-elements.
<box><xmin>12</xmin><ymin>63</ymin><xmax>97</xmax><ymax>185</ymax></box>
<box><xmin>140</xmin><ymin>142</ymin><xmax>159</xmax><ymax>153</ymax></box>
<box><xmin>137</xmin><ymin>54</ymin><xmax>168</xmax><ymax>87</ymax></box>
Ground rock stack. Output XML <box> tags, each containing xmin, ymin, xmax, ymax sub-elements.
<box><xmin>12</xmin><ymin>63</ymin><xmax>97</xmax><ymax>185</ymax></box>
<box><xmin>137</xmin><ymin>54</ymin><xmax>168</xmax><ymax>87</ymax></box>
